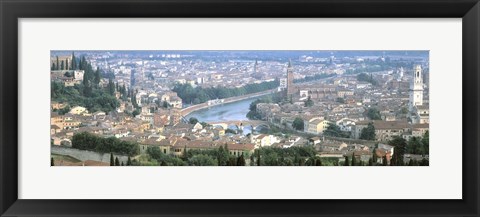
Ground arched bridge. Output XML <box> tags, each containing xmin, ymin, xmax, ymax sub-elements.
<box><xmin>207</xmin><ymin>120</ymin><xmax>270</xmax><ymax>130</ymax></box>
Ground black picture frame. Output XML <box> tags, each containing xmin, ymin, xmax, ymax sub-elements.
<box><xmin>1</xmin><ymin>0</ymin><xmax>479</xmax><ymax>216</ymax></box>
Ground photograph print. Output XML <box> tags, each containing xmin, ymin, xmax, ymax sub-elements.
<box><xmin>50</xmin><ymin>50</ymin><xmax>429</xmax><ymax>166</ymax></box>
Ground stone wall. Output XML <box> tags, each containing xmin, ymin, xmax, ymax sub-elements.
<box><xmin>51</xmin><ymin>145</ymin><xmax>129</xmax><ymax>164</ymax></box>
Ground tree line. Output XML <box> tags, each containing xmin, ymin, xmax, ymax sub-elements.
<box><xmin>72</xmin><ymin>132</ymin><xmax>140</xmax><ymax>157</ymax></box>
<box><xmin>144</xmin><ymin>144</ymin><xmax>246</xmax><ymax>166</ymax></box>
<box><xmin>173</xmin><ymin>79</ymin><xmax>280</xmax><ymax>105</ymax></box>
<box><xmin>357</xmin><ymin>73</ymin><xmax>379</xmax><ymax>86</ymax></box>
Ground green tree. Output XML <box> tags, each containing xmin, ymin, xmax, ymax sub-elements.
<box><xmin>121</xmin><ymin>161</ymin><xmax>124</xmax><ymax>166</ymax></box>
<box><xmin>304</xmin><ymin>96</ymin><xmax>314</xmax><ymax>107</ymax></box>
<box><xmin>389</xmin><ymin>136</ymin><xmax>407</xmax><ymax>166</ymax></box>
<box><xmin>407</xmin><ymin>136</ymin><xmax>424</xmax><ymax>155</ymax></box>
<box><xmin>324</xmin><ymin>123</ymin><xmax>349</xmax><ymax>138</ymax></box>
<box><xmin>237</xmin><ymin>154</ymin><xmax>246</xmax><ymax>166</ymax></box>
<box><xmin>108</xmin><ymin>78</ymin><xmax>115</xmax><ymax>96</ymax></box>
<box><xmin>94</xmin><ymin>67</ymin><xmax>101</xmax><ymax>86</ymax></box>
<box><xmin>360</xmin><ymin>123</ymin><xmax>376</xmax><ymax>140</ymax></box>
<box><xmin>127</xmin><ymin>156</ymin><xmax>132</xmax><ymax>166</ymax></box>
<box><xmin>315</xmin><ymin>158</ymin><xmax>322</xmax><ymax>166</ymax></box>
<box><xmin>188</xmin><ymin>154</ymin><xmax>217</xmax><ymax>166</ymax></box>
<box><xmin>357</xmin><ymin>73</ymin><xmax>378</xmax><ymax>85</ymax></box>
<box><xmin>56</xmin><ymin>56</ymin><xmax>60</xmax><ymax>70</ymax></box>
<box><xmin>115</xmin><ymin>157</ymin><xmax>120</xmax><ymax>166</ymax></box>
<box><xmin>367</xmin><ymin>108</ymin><xmax>382</xmax><ymax>120</ymax></box>
<box><xmin>351</xmin><ymin>153</ymin><xmax>356</xmax><ymax>166</ymax></box>
<box><xmin>292</xmin><ymin>117</ymin><xmax>304</xmax><ymax>131</ymax></box>
<box><xmin>110</xmin><ymin>153</ymin><xmax>114</xmax><ymax>166</ymax></box>
<box><xmin>189</xmin><ymin>117</ymin><xmax>199</xmax><ymax>125</ymax></box>
<box><xmin>344</xmin><ymin>156</ymin><xmax>349</xmax><ymax>166</ymax></box>
<box><xmin>257</xmin><ymin>150</ymin><xmax>261</xmax><ymax>166</ymax></box>
<box><xmin>65</xmin><ymin>59</ymin><xmax>69</xmax><ymax>70</ymax></box>
<box><xmin>422</xmin><ymin>131</ymin><xmax>429</xmax><ymax>155</ymax></box>
<box><xmin>183</xmin><ymin>145</ymin><xmax>188</xmax><ymax>161</ymax></box>
<box><xmin>51</xmin><ymin>157</ymin><xmax>55</xmax><ymax>166</ymax></box>
<box><xmin>368</xmin><ymin>158</ymin><xmax>373</xmax><ymax>166</ymax></box>
<box><xmin>217</xmin><ymin>145</ymin><xmax>229</xmax><ymax>166</ymax></box>
<box><xmin>71</xmin><ymin>52</ymin><xmax>76</xmax><ymax>70</ymax></box>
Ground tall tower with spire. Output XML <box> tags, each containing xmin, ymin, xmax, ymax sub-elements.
<box><xmin>286</xmin><ymin>59</ymin><xmax>294</xmax><ymax>98</ymax></box>
<box><xmin>409</xmin><ymin>65</ymin><xmax>424</xmax><ymax>110</ymax></box>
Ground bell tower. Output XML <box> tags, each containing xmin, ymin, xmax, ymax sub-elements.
<box><xmin>286</xmin><ymin>59</ymin><xmax>294</xmax><ymax>98</ymax></box>
<box><xmin>409</xmin><ymin>65</ymin><xmax>424</xmax><ymax>110</ymax></box>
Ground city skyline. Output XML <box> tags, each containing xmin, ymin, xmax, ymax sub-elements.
<box><xmin>50</xmin><ymin>50</ymin><xmax>429</xmax><ymax>166</ymax></box>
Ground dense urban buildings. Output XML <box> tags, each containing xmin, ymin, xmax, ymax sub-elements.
<box><xmin>50</xmin><ymin>50</ymin><xmax>429</xmax><ymax>166</ymax></box>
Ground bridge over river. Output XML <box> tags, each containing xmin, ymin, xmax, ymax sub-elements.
<box><xmin>207</xmin><ymin>120</ymin><xmax>270</xmax><ymax>130</ymax></box>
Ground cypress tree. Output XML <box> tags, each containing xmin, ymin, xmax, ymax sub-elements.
<box><xmin>299</xmin><ymin>158</ymin><xmax>305</xmax><ymax>166</ymax></box>
<box><xmin>71</xmin><ymin>52</ymin><xmax>76</xmax><ymax>70</ymax></box>
<box><xmin>344</xmin><ymin>156</ymin><xmax>349</xmax><ymax>166</ymax></box>
<box><xmin>224</xmin><ymin>143</ymin><xmax>229</xmax><ymax>153</ymax></box>
<box><xmin>127</xmin><ymin>156</ymin><xmax>132</xmax><ymax>166</ymax></box>
<box><xmin>66</xmin><ymin>59</ymin><xmax>69</xmax><ymax>70</ymax></box>
<box><xmin>56</xmin><ymin>56</ymin><xmax>59</xmax><ymax>70</ymax></box>
<box><xmin>351</xmin><ymin>153</ymin><xmax>356</xmax><ymax>166</ymax></box>
<box><xmin>78</xmin><ymin>56</ymin><xmax>83</xmax><ymax>70</ymax></box>
<box><xmin>250</xmin><ymin>154</ymin><xmax>255</xmax><ymax>166</ymax></box>
<box><xmin>51</xmin><ymin>157</ymin><xmax>54</xmax><ymax>166</ymax></box>
<box><xmin>115</xmin><ymin>157</ymin><xmax>120</xmax><ymax>166</ymax></box>
<box><xmin>108</xmin><ymin>78</ymin><xmax>115</xmax><ymax>96</ymax></box>
<box><xmin>121</xmin><ymin>161</ymin><xmax>124</xmax><ymax>166</ymax></box>
<box><xmin>368</xmin><ymin>158</ymin><xmax>373</xmax><ymax>166</ymax></box>
<box><xmin>94</xmin><ymin>67</ymin><xmax>101</xmax><ymax>86</ymax></box>
<box><xmin>183</xmin><ymin>145</ymin><xmax>188</xmax><ymax>161</ymax></box>
<box><xmin>110</xmin><ymin>153</ymin><xmax>114</xmax><ymax>166</ymax></box>
<box><xmin>257</xmin><ymin>150</ymin><xmax>261</xmax><ymax>166</ymax></box>
<box><xmin>237</xmin><ymin>154</ymin><xmax>246</xmax><ymax>166</ymax></box>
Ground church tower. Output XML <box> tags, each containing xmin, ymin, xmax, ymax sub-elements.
<box><xmin>286</xmin><ymin>59</ymin><xmax>294</xmax><ymax>98</ymax></box>
<box><xmin>409</xmin><ymin>65</ymin><xmax>424</xmax><ymax>110</ymax></box>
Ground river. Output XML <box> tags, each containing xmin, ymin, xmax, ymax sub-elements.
<box><xmin>185</xmin><ymin>96</ymin><xmax>261</xmax><ymax>123</ymax></box>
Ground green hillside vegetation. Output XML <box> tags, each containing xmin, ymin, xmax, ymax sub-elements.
<box><xmin>51</xmin><ymin>54</ymin><xmax>119</xmax><ymax>114</ymax></box>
